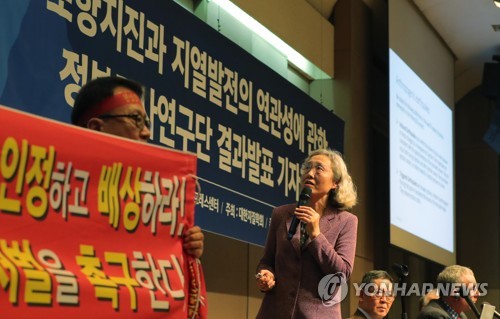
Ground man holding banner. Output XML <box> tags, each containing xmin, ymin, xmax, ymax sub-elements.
<box><xmin>0</xmin><ymin>89</ymin><xmax>206</xmax><ymax>319</ymax></box>
<box><xmin>70</xmin><ymin>75</ymin><xmax>207</xmax><ymax>318</ymax></box>
<box><xmin>71</xmin><ymin>76</ymin><xmax>205</xmax><ymax>259</ymax></box>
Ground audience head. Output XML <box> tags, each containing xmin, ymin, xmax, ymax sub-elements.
<box><xmin>436</xmin><ymin>265</ymin><xmax>479</xmax><ymax>314</ymax></box>
<box><xmin>71</xmin><ymin>76</ymin><xmax>150</xmax><ymax>142</ymax></box>
<box><xmin>357</xmin><ymin>270</ymin><xmax>395</xmax><ymax>319</ymax></box>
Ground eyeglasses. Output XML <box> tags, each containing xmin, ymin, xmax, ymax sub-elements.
<box><xmin>301</xmin><ymin>162</ymin><xmax>330</xmax><ymax>173</ymax></box>
<box><xmin>99</xmin><ymin>113</ymin><xmax>151</xmax><ymax>131</ymax></box>
<box><xmin>367</xmin><ymin>290</ymin><xmax>395</xmax><ymax>301</ymax></box>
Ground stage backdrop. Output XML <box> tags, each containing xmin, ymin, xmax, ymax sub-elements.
<box><xmin>0</xmin><ymin>0</ymin><xmax>345</xmax><ymax>246</ymax></box>
<box><xmin>0</xmin><ymin>105</ymin><xmax>203</xmax><ymax>318</ymax></box>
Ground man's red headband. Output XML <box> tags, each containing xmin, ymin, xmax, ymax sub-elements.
<box><xmin>79</xmin><ymin>90</ymin><xmax>142</xmax><ymax>126</ymax></box>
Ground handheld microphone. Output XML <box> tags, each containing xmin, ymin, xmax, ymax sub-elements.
<box><xmin>287</xmin><ymin>187</ymin><xmax>312</xmax><ymax>240</ymax></box>
<box><xmin>482</xmin><ymin>302</ymin><xmax>500</xmax><ymax>319</ymax></box>
<box><xmin>459</xmin><ymin>286</ymin><xmax>481</xmax><ymax>319</ymax></box>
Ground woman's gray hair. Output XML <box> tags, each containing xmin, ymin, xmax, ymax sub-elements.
<box><xmin>301</xmin><ymin>148</ymin><xmax>357</xmax><ymax>210</ymax></box>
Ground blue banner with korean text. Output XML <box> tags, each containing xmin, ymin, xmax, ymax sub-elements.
<box><xmin>0</xmin><ymin>0</ymin><xmax>344</xmax><ymax>246</ymax></box>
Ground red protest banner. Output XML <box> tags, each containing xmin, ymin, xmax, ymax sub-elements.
<box><xmin>0</xmin><ymin>105</ymin><xmax>205</xmax><ymax>318</ymax></box>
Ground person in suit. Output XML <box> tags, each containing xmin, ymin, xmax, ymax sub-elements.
<box><xmin>417</xmin><ymin>265</ymin><xmax>480</xmax><ymax>319</ymax></box>
<box><xmin>71</xmin><ymin>76</ymin><xmax>204</xmax><ymax>258</ymax></box>
<box><xmin>255</xmin><ymin>148</ymin><xmax>358</xmax><ymax>319</ymax></box>
<box><xmin>348</xmin><ymin>270</ymin><xmax>395</xmax><ymax>319</ymax></box>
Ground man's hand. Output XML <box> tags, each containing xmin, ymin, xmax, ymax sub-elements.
<box><xmin>183</xmin><ymin>226</ymin><xmax>204</xmax><ymax>258</ymax></box>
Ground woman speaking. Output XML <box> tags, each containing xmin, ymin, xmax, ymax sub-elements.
<box><xmin>255</xmin><ymin>148</ymin><xmax>358</xmax><ymax>319</ymax></box>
